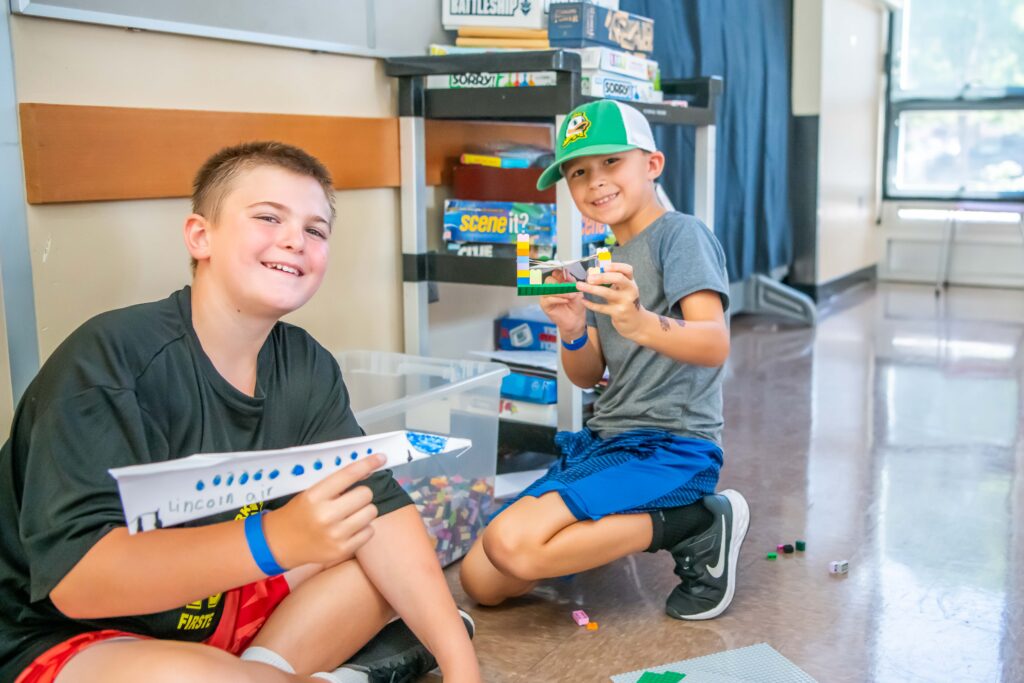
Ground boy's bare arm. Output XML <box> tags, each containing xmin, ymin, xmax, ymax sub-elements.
<box><xmin>50</xmin><ymin>455</ymin><xmax>383</xmax><ymax>619</ymax></box>
<box><xmin>630</xmin><ymin>290</ymin><xmax>729</xmax><ymax>366</ymax></box>
<box><xmin>577</xmin><ymin>263</ymin><xmax>730</xmax><ymax>367</ymax></box>
<box><xmin>559</xmin><ymin>325</ymin><xmax>606</xmax><ymax>388</ymax></box>
<box><xmin>538</xmin><ymin>270</ymin><xmax>607</xmax><ymax>388</ymax></box>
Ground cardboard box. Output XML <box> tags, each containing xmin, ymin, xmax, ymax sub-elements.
<box><xmin>445</xmin><ymin>240</ymin><xmax>556</xmax><ymax>260</ymax></box>
<box><xmin>580</xmin><ymin>71</ymin><xmax>662</xmax><ymax>102</ymax></box>
<box><xmin>442</xmin><ymin>0</ymin><xmax>547</xmax><ymax>30</ymax></box>
<box><xmin>499</xmin><ymin>397</ymin><xmax>557</xmax><ymax>426</ymax></box>
<box><xmin>550</xmin><ymin>0</ymin><xmax>619</xmax><ymax>9</ymax></box>
<box><xmin>444</xmin><ymin>200</ymin><xmax>612</xmax><ymax>246</ymax></box>
<box><xmin>452</xmin><ymin>165</ymin><xmax>555</xmax><ymax>203</ymax></box>
<box><xmin>570</xmin><ymin>46</ymin><xmax>658</xmax><ymax>82</ymax></box>
<box><xmin>497</xmin><ymin>316</ymin><xmax>558</xmax><ymax>351</ymax></box>
<box><xmin>425</xmin><ymin>71</ymin><xmax>558</xmax><ymax>89</ymax></box>
<box><xmin>444</xmin><ymin>199</ymin><xmax>556</xmax><ymax>246</ymax></box>
<box><xmin>548</xmin><ymin>3</ymin><xmax>654</xmax><ymax>54</ymax></box>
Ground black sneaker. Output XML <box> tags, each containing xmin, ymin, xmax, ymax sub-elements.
<box><xmin>331</xmin><ymin>609</ymin><xmax>475</xmax><ymax>683</ymax></box>
<box><xmin>665</xmin><ymin>489</ymin><xmax>749</xmax><ymax>621</ymax></box>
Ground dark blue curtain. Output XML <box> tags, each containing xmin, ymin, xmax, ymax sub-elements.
<box><xmin>620</xmin><ymin>0</ymin><xmax>793</xmax><ymax>282</ymax></box>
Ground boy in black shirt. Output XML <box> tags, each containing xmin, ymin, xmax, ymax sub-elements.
<box><xmin>0</xmin><ymin>142</ymin><xmax>480</xmax><ymax>683</ymax></box>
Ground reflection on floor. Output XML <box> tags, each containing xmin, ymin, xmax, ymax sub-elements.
<box><xmin>439</xmin><ymin>283</ymin><xmax>1024</xmax><ymax>683</ymax></box>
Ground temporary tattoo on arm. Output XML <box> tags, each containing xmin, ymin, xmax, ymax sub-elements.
<box><xmin>674</xmin><ymin>319</ymin><xmax>686</xmax><ymax>327</ymax></box>
<box><xmin>659</xmin><ymin>316</ymin><xmax>671</xmax><ymax>332</ymax></box>
<box><xmin>633</xmin><ymin>298</ymin><xmax>641</xmax><ymax>311</ymax></box>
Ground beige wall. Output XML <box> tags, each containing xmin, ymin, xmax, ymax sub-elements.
<box><xmin>791</xmin><ymin>0</ymin><xmax>885</xmax><ymax>285</ymax></box>
<box><xmin>10</xmin><ymin>15</ymin><xmax>403</xmax><ymax>360</ymax></box>
<box><xmin>817</xmin><ymin>0</ymin><xmax>885</xmax><ymax>284</ymax></box>
<box><xmin>791</xmin><ymin>0</ymin><xmax>823</xmax><ymax>117</ymax></box>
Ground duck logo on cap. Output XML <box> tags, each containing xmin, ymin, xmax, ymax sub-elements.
<box><xmin>562</xmin><ymin>112</ymin><xmax>591</xmax><ymax>148</ymax></box>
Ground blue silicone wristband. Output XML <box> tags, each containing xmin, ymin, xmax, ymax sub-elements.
<box><xmin>244</xmin><ymin>512</ymin><xmax>286</xmax><ymax>576</ymax></box>
<box><xmin>562</xmin><ymin>329</ymin><xmax>588</xmax><ymax>351</ymax></box>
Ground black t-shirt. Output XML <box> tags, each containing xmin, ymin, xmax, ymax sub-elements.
<box><xmin>0</xmin><ymin>287</ymin><xmax>376</xmax><ymax>680</ymax></box>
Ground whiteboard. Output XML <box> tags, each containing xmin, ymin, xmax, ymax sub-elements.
<box><xmin>10</xmin><ymin>0</ymin><xmax>448</xmax><ymax>58</ymax></box>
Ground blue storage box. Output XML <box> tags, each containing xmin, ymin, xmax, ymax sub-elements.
<box><xmin>501</xmin><ymin>372</ymin><xmax>558</xmax><ymax>404</ymax></box>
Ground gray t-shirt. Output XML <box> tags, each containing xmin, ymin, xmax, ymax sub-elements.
<box><xmin>586</xmin><ymin>211</ymin><xmax>730</xmax><ymax>445</ymax></box>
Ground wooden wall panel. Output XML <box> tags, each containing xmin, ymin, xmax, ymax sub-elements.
<box><xmin>18</xmin><ymin>104</ymin><xmax>554</xmax><ymax>204</ymax></box>
<box><xmin>19</xmin><ymin>104</ymin><xmax>401</xmax><ymax>203</ymax></box>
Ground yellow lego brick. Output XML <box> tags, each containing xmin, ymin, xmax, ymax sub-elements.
<box><xmin>518</xmin><ymin>270</ymin><xmax>531</xmax><ymax>278</ymax></box>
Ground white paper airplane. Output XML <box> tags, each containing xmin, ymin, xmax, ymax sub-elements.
<box><xmin>528</xmin><ymin>253</ymin><xmax>601</xmax><ymax>270</ymax></box>
<box><xmin>529</xmin><ymin>254</ymin><xmax>601</xmax><ymax>282</ymax></box>
<box><xmin>109</xmin><ymin>430</ymin><xmax>471</xmax><ymax>533</ymax></box>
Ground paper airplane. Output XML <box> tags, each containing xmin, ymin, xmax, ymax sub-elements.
<box><xmin>109</xmin><ymin>430</ymin><xmax>471</xmax><ymax>533</ymax></box>
<box><xmin>529</xmin><ymin>254</ymin><xmax>601</xmax><ymax>282</ymax></box>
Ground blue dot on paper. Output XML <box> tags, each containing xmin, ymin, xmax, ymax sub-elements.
<box><xmin>366</xmin><ymin>448</ymin><xmax>373</xmax><ymax>454</ymax></box>
<box><xmin>313</xmin><ymin>460</ymin><xmax>323</xmax><ymax>470</ymax></box>
<box><xmin>254</xmin><ymin>470</ymin><xmax>263</xmax><ymax>481</ymax></box>
<box><xmin>291</xmin><ymin>465</ymin><xmax>304</xmax><ymax>476</ymax></box>
<box><xmin>407</xmin><ymin>432</ymin><xmax>448</xmax><ymax>454</ymax></box>
<box><xmin>240</xmin><ymin>472</ymin><xmax>249</xmax><ymax>485</ymax></box>
<box><xmin>226</xmin><ymin>474</ymin><xmax>234</xmax><ymax>486</ymax></box>
<box><xmin>212</xmin><ymin>475</ymin><xmax>221</xmax><ymax>486</ymax></box>
<box><xmin>196</xmin><ymin>480</ymin><xmax>205</xmax><ymax>491</ymax></box>
<box><xmin>350</xmin><ymin>452</ymin><xmax>358</xmax><ymax>460</ymax></box>
<box><xmin>269</xmin><ymin>469</ymin><xmax>279</xmax><ymax>480</ymax></box>
<box><xmin>335</xmin><ymin>456</ymin><xmax>342</xmax><ymax>466</ymax></box>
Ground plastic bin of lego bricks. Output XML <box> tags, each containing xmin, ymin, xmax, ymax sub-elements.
<box><xmin>335</xmin><ymin>351</ymin><xmax>508</xmax><ymax>566</ymax></box>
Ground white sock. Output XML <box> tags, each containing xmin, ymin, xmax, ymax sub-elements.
<box><xmin>312</xmin><ymin>670</ymin><xmax>368</xmax><ymax>683</ymax></box>
<box><xmin>240</xmin><ymin>646</ymin><xmax>296</xmax><ymax>674</ymax></box>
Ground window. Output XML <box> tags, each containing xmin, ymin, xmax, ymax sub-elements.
<box><xmin>885</xmin><ymin>0</ymin><xmax>1024</xmax><ymax>200</ymax></box>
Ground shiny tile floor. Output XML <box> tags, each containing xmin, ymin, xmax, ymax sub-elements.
<box><xmin>439</xmin><ymin>282</ymin><xmax>1024</xmax><ymax>682</ymax></box>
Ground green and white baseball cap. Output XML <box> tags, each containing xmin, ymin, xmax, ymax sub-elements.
<box><xmin>537</xmin><ymin>99</ymin><xmax>658</xmax><ymax>190</ymax></box>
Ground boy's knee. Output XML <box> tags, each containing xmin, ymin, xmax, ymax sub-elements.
<box><xmin>459</xmin><ymin>568</ymin><xmax>507</xmax><ymax>607</ymax></box>
<box><xmin>481</xmin><ymin>519</ymin><xmax>544</xmax><ymax>581</ymax></box>
<box><xmin>459</xmin><ymin>540</ymin><xmax>507</xmax><ymax>606</ymax></box>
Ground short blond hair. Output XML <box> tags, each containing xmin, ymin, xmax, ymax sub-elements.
<box><xmin>190</xmin><ymin>141</ymin><xmax>335</xmax><ymax>273</ymax></box>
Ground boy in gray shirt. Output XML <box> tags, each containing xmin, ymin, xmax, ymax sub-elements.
<box><xmin>460</xmin><ymin>100</ymin><xmax>749</xmax><ymax>621</ymax></box>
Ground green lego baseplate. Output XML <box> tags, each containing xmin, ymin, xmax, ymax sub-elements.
<box><xmin>612</xmin><ymin>643</ymin><xmax>819</xmax><ymax>683</ymax></box>
<box><xmin>517</xmin><ymin>283</ymin><xmax>612</xmax><ymax>296</ymax></box>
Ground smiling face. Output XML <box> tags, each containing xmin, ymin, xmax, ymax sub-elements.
<box><xmin>561</xmin><ymin>148</ymin><xmax>665</xmax><ymax>230</ymax></box>
<box><xmin>187</xmin><ymin>164</ymin><xmax>333</xmax><ymax>320</ymax></box>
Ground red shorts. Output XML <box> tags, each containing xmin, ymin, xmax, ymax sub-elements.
<box><xmin>14</xmin><ymin>574</ymin><xmax>291</xmax><ymax>683</ymax></box>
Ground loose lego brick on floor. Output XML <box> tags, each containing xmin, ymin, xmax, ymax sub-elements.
<box><xmin>766</xmin><ymin>552</ymin><xmax>777</xmax><ymax>560</ymax></box>
<box><xmin>572</xmin><ymin>610</ymin><xmax>589</xmax><ymax>626</ymax></box>
<box><xmin>586</xmin><ymin>621</ymin><xmax>599</xmax><ymax>631</ymax></box>
<box><xmin>829</xmin><ymin>560</ymin><xmax>849</xmax><ymax>574</ymax></box>
<box><xmin>796</xmin><ymin>540</ymin><xmax>806</xmax><ymax>551</ymax></box>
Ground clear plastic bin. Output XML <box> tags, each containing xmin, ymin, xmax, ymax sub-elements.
<box><xmin>334</xmin><ymin>351</ymin><xmax>508</xmax><ymax>566</ymax></box>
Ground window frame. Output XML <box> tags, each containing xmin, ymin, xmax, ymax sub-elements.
<box><xmin>883</xmin><ymin>5</ymin><xmax>1024</xmax><ymax>203</ymax></box>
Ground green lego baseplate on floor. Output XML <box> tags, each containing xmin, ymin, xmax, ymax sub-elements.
<box><xmin>612</xmin><ymin>643</ymin><xmax>818</xmax><ymax>683</ymax></box>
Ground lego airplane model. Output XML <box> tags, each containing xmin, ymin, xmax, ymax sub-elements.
<box><xmin>517</xmin><ymin>233</ymin><xmax>612</xmax><ymax>295</ymax></box>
